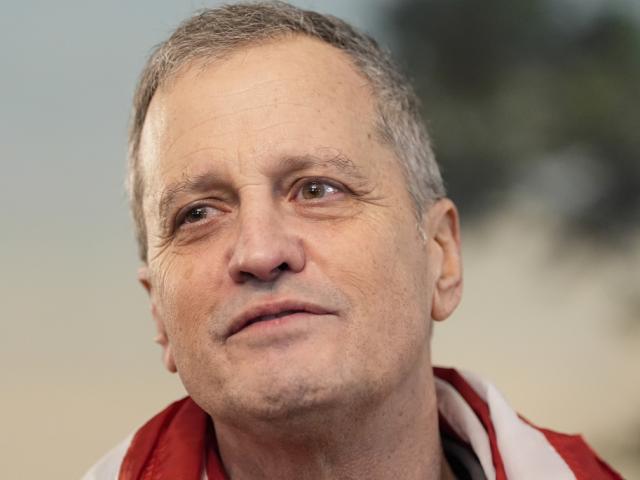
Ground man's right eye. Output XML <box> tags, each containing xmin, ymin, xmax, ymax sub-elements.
<box><xmin>177</xmin><ymin>205</ymin><xmax>220</xmax><ymax>227</ymax></box>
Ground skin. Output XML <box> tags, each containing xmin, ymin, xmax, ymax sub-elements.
<box><xmin>138</xmin><ymin>36</ymin><xmax>462</xmax><ymax>480</ymax></box>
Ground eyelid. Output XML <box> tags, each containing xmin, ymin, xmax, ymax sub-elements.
<box><xmin>173</xmin><ymin>200</ymin><xmax>223</xmax><ymax>231</ymax></box>
<box><xmin>291</xmin><ymin>177</ymin><xmax>348</xmax><ymax>200</ymax></box>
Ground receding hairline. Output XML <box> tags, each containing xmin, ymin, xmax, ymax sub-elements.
<box><xmin>152</xmin><ymin>32</ymin><xmax>363</xmax><ymax>100</ymax></box>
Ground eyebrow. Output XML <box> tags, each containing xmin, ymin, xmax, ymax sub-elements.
<box><xmin>157</xmin><ymin>152</ymin><xmax>365</xmax><ymax>225</ymax></box>
<box><xmin>273</xmin><ymin>153</ymin><xmax>364</xmax><ymax>181</ymax></box>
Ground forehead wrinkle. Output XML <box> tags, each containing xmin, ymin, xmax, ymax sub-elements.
<box><xmin>189</xmin><ymin>74</ymin><xmax>302</xmax><ymax>99</ymax></box>
<box><xmin>149</xmin><ymin>45</ymin><xmax>381</xmax><ymax>178</ymax></box>
<box><xmin>161</xmin><ymin>101</ymin><xmax>312</xmax><ymax>158</ymax></box>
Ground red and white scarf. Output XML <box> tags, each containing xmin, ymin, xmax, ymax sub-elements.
<box><xmin>84</xmin><ymin>368</ymin><xmax>622</xmax><ymax>479</ymax></box>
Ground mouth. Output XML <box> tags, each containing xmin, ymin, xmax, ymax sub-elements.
<box><xmin>228</xmin><ymin>300</ymin><xmax>333</xmax><ymax>337</ymax></box>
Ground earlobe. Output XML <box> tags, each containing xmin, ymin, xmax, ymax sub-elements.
<box><xmin>138</xmin><ymin>265</ymin><xmax>152</xmax><ymax>294</ymax></box>
<box><xmin>426</xmin><ymin>199</ymin><xmax>463</xmax><ymax>322</ymax></box>
<box><xmin>138</xmin><ymin>265</ymin><xmax>178</xmax><ymax>373</ymax></box>
<box><xmin>153</xmin><ymin>326</ymin><xmax>178</xmax><ymax>373</ymax></box>
<box><xmin>156</xmin><ymin>332</ymin><xmax>178</xmax><ymax>373</ymax></box>
<box><xmin>151</xmin><ymin>303</ymin><xmax>178</xmax><ymax>373</ymax></box>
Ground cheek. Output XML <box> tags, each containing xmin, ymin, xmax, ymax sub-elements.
<box><xmin>152</xmin><ymin>249</ymin><xmax>226</xmax><ymax>347</ymax></box>
<box><xmin>319</xmin><ymin>211</ymin><xmax>431</xmax><ymax>343</ymax></box>
<box><xmin>154</xmin><ymin>253</ymin><xmax>232</xmax><ymax>394</ymax></box>
<box><xmin>329</xmin><ymin>209</ymin><xmax>427</xmax><ymax>295</ymax></box>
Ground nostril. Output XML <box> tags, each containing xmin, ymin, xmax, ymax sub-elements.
<box><xmin>276</xmin><ymin>262</ymin><xmax>289</xmax><ymax>272</ymax></box>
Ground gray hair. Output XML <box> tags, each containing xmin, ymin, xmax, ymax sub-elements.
<box><xmin>128</xmin><ymin>1</ymin><xmax>445</xmax><ymax>262</ymax></box>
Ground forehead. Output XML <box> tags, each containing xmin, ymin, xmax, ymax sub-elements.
<box><xmin>139</xmin><ymin>35</ymin><xmax>394</xmax><ymax>204</ymax></box>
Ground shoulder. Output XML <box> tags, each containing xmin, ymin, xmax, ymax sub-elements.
<box><xmin>434</xmin><ymin>367</ymin><xmax>623</xmax><ymax>479</ymax></box>
<box><xmin>81</xmin><ymin>433</ymin><xmax>133</xmax><ymax>480</ymax></box>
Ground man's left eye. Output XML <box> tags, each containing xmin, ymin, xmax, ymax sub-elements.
<box><xmin>296</xmin><ymin>180</ymin><xmax>342</xmax><ymax>201</ymax></box>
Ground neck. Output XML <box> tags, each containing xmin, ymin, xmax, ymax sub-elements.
<box><xmin>214</xmin><ymin>359</ymin><xmax>453</xmax><ymax>480</ymax></box>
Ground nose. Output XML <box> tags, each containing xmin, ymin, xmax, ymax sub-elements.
<box><xmin>228</xmin><ymin>205</ymin><xmax>306</xmax><ymax>283</ymax></box>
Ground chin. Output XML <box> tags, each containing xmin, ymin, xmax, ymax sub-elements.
<box><xmin>210</xmin><ymin>366</ymin><xmax>363</xmax><ymax>435</ymax></box>
<box><xmin>248</xmin><ymin>370</ymin><xmax>342</xmax><ymax>416</ymax></box>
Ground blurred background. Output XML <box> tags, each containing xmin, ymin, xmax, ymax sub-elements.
<box><xmin>1</xmin><ymin>0</ymin><xmax>638</xmax><ymax>477</ymax></box>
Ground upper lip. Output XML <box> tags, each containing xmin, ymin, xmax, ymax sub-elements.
<box><xmin>228</xmin><ymin>299</ymin><xmax>334</xmax><ymax>336</ymax></box>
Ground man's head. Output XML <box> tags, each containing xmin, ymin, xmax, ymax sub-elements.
<box><xmin>128</xmin><ymin>1</ymin><xmax>446</xmax><ymax>263</ymax></box>
<box><xmin>132</xmin><ymin>2</ymin><xmax>462</xmax><ymax>430</ymax></box>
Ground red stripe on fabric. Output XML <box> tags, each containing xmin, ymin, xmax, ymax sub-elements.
<box><xmin>536</xmin><ymin>426</ymin><xmax>623</xmax><ymax>479</ymax></box>
<box><xmin>119</xmin><ymin>397</ymin><xmax>210</xmax><ymax>480</ymax></box>
<box><xmin>434</xmin><ymin>367</ymin><xmax>507</xmax><ymax>480</ymax></box>
<box><xmin>119</xmin><ymin>399</ymin><xmax>186</xmax><ymax>480</ymax></box>
<box><xmin>150</xmin><ymin>399</ymin><xmax>208</xmax><ymax>480</ymax></box>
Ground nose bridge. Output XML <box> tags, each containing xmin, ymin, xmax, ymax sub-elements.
<box><xmin>238</xmin><ymin>196</ymin><xmax>282</xmax><ymax>250</ymax></box>
<box><xmin>228</xmin><ymin>190</ymin><xmax>305</xmax><ymax>282</ymax></box>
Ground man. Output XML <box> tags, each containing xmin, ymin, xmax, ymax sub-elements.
<box><xmin>84</xmin><ymin>2</ymin><xmax>622</xmax><ymax>479</ymax></box>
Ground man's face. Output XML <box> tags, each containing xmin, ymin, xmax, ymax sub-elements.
<box><xmin>139</xmin><ymin>37</ymin><xmax>458</xmax><ymax>423</ymax></box>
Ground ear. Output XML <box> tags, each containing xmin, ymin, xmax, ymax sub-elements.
<box><xmin>424</xmin><ymin>199</ymin><xmax>463</xmax><ymax>322</ymax></box>
<box><xmin>138</xmin><ymin>266</ymin><xmax>178</xmax><ymax>373</ymax></box>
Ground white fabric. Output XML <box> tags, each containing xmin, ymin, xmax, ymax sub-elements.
<box><xmin>435</xmin><ymin>378</ymin><xmax>497</xmax><ymax>479</ymax></box>
<box><xmin>81</xmin><ymin>433</ymin><xmax>133</xmax><ymax>480</ymax></box>
<box><xmin>80</xmin><ymin>432</ymin><xmax>209</xmax><ymax>480</ymax></box>
<box><xmin>460</xmin><ymin>370</ymin><xmax>575</xmax><ymax>480</ymax></box>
